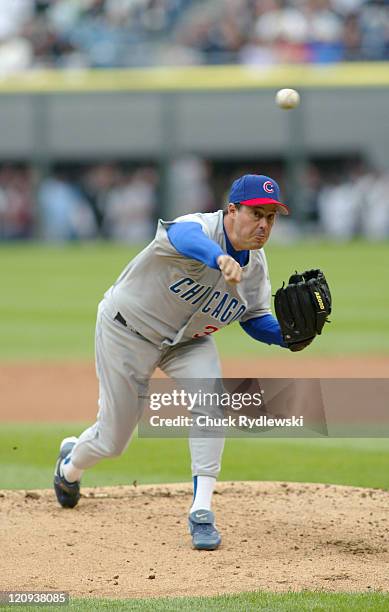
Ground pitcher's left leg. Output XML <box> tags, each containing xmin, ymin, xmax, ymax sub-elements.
<box><xmin>160</xmin><ymin>336</ymin><xmax>224</xmax><ymax>550</ymax></box>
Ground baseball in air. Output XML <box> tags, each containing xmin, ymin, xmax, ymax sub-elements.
<box><xmin>275</xmin><ymin>88</ymin><xmax>300</xmax><ymax>110</ymax></box>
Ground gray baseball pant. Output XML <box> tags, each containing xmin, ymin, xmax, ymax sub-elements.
<box><xmin>71</xmin><ymin>298</ymin><xmax>225</xmax><ymax>479</ymax></box>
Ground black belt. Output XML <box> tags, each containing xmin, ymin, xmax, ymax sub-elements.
<box><xmin>114</xmin><ymin>312</ymin><xmax>127</xmax><ymax>327</ymax></box>
<box><xmin>114</xmin><ymin>312</ymin><xmax>144</xmax><ymax>339</ymax></box>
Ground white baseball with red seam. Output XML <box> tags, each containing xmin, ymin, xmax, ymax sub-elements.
<box><xmin>275</xmin><ymin>88</ymin><xmax>300</xmax><ymax>109</ymax></box>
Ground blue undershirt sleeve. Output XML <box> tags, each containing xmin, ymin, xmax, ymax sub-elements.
<box><xmin>240</xmin><ymin>314</ymin><xmax>287</xmax><ymax>348</ymax></box>
<box><xmin>168</xmin><ymin>222</ymin><xmax>285</xmax><ymax>347</ymax></box>
<box><xmin>167</xmin><ymin>222</ymin><xmax>225</xmax><ymax>270</ymax></box>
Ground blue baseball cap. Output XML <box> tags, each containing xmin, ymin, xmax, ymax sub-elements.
<box><xmin>229</xmin><ymin>174</ymin><xmax>289</xmax><ymax>215</ymax></box>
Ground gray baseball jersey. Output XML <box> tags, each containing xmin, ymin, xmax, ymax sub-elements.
<box><xmin>105</xmin><ymin>210</ymin><xmax>272</xmax><ymax>346</ymax></box>
<box><xmin>70</xmin><ymin>210</ymin><xmax>272</xmax><ymax>480</ymax></box>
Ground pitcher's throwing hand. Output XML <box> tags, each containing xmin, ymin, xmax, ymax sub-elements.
<box><xmin>217</xmin><ymin>255</ymin><xmax>242</xmax><ymax>285</ymax></box>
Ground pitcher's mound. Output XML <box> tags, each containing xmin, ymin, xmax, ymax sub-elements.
<box><xmin>2</xmin><ymin>481</ymin><xmax>389</xmax><ymax>599</ymax></box>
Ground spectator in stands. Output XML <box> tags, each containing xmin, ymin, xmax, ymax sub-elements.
<box><xmin>169</xmin><ymin>156</ymin><xmax>215</xmax><ymax>217</ymax></box>
<box><xmin>38</xmin><ymin>168</ymin><xmax>97</xmax><ymax>241</ymax></box>
<box><xmin>81</xmin><ymin>163</ymin><xmax>121</xmax><ymax>235</ymax></box>
<box><xmin>0</xmin><ymin>165</ymin><xmax>33</xmax><ymax>239</ymax></box>
<box><xmin>360</xmin><ymin>169</ymin><xmax>389</xmax><ymax>240</ymax></box>
<box><xmin>2</xmin><ymin>0</ymin><xmax>388</xmax><ymax>67</ymax></box>
<box><xmin>103</xmin><ymin>167</ymin><xmax>157</xmax><ymax>242</ymax></box>
<box><xmin>316</xmin><ymin>162</ymin><xmax>389</xmax><ymax>240</ymax></box>
<box><xmin>0</xmin><ymin>0</ymin><xmax>34</xmax><ymax>41</ymax></box>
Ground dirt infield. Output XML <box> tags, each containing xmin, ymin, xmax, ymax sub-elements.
<box><xmin>1</xmin><ymin>356</ymin><xmax>389</xmax><ymax>422</ymax></box>
<box><xmin>2</xmin><ymin>481</ymin><xmax>389</xmax><ymax>599</ymax></box>
<box><xmin>1</xmin><ymin>356</ymin><xmax>389</xmax><ymax>599</ymax></box>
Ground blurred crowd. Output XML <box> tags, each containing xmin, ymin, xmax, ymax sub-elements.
<box><xmin>1</xmin><ymin>159</ymin><xmax>389</xmax><ymax>242</ymax></box>
<box><xmin>309</xmin><ymin>162</ymin><xmax>389</xmax><ymax>240</ymax></box>
<box><xmin>0</xmin><ymin>163</ymin><xmax>158</xmax><ymax>241</ymax></box>
<box><xmin>0</xmin><ymin>0</ymin><xmax>388</xmax><ymax>72</ymax></box>
<box><xmin>175</xmin><ymin>0</ymin><xmax>389</xmax><ymax>65</ymax></box>
<box><xmin>0</xmin><ymin>165</ymin><xmax>33</xmax><ymax>239</ymax></box>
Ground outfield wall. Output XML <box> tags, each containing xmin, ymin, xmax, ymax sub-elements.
<box><xmin>0</xmin><ymin>64</ymin><xmax>388</xmax><ymax>166</ymax></box>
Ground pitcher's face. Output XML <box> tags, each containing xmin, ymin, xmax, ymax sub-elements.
<box><xmin>225</xmin><ymin>203</ymin><xmax>277</xmax><ymax>250</ymax></box>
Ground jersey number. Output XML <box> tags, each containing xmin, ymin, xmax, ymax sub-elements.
<box><xmin>193</xmin><ymin>325</ymin><xmax>220</xmax><ymax>339</ymax></box>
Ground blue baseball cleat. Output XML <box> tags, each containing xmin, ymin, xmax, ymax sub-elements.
<box><xmin>188</xmin><ymin>509</ymin><xmax>221</xmax><ymax>550</ymax></box>
<box><xmin>53</xmin><ymin>437</ymin><xmax>80</xmax><ymax>509</ymax></box>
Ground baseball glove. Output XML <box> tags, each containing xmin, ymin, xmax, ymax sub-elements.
<box><xmin>274</xmin><ymin>269</ymin><xmax>332</xmax><ymax>352</ymax></box>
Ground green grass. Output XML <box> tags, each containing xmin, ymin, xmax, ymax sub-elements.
<box><xmin>0</xmin><ymin>242</ymin><xmax>133</xmax><ymax>360</ymax></box>
<box><xmin>1</xmin><ymin>240</ymin><xmax>388</xmax><ymax>360</ymax></box>
<box><xmin>1</xmin><ymin>591</ymin><xmax>389</xmax><ymax>611</ymax></box>
<box><xmin>2</xmin><ymin>423</ymin><xmax>389</xmax><ymax>490</ymax></box>
<box><xmin>73</xmin><ymin>592</ymin><xmax>389</xmax><ymax>611</ymax></box>
<box><xmin>1</xmin><ymin>241</ymin><xmax>388</xmax><ymax>609</ymax></box>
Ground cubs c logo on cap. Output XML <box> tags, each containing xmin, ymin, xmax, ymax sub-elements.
<box><xmin>263</xmin><ymin>181</ymin><xmax>274</xmax><ymax>194</ymax></box>
<box><xmin>228</xmin><ymin>174</ymin><xmax>289</xmax><ymax>215</ymax></box>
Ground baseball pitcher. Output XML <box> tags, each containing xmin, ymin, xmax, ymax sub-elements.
<box><xmin>54</xmin><ymin>174</ymin><xmax>331</xmax><ymax>550</ymax></box>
